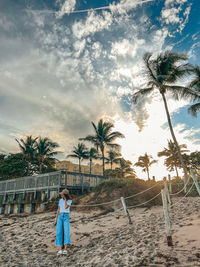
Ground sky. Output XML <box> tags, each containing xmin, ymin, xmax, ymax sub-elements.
<box><xmin>0</xmin><ymin>0</ymin><xmax>200</xmax><ymax>180</ymax></box>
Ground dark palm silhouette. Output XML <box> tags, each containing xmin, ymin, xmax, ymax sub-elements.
<box><xmin>135</xmin><ymin>153</ymin><xmax>157</xmax><ymax>180</ymax></box>
<box><xmin>115</xmin><ymin>158</ymin><xmax>136</xmax><ymax>178</ymax></box>
<box><xmin>133</xmin><ymin>51</ymin><xmax>192</xmax><ymax>188</ymax></box>
<box><xmin>158</xmin><ymin>140</ymin><xmax>189</xmax><ymax>178</ymax></box>
<box><xmin>67</xmin><ymin>143</ymin><xmax>88</xmax><ymax>173</ymax></box>
<box><xmin>36</xmin><ymin>137</ymin><xmax>59</xmax><ymax>173</ymax></box>
<box><xmin>88</xmin><ymin>147</ymin><xmax>99</xmax><ymax>174</ymax></box>
<box><xmin>105</xmin><ymin>150</ymin><xmax>121</xmax><ymax>170</ymax></box>
<box><xmin>16</xmin><ymin>136</ymin><xmax>38</xmax><ymax>175</ymax></box>
<box><xmin>80</xmin><ymin>119</ymin><xmax>124</xmax><ymax>176</ymax></box>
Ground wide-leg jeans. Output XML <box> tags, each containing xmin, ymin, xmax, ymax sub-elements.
<box><xmin>56</xmin><ymin>213</ymin><xmax>71</xmax><ymax>246</ymax></box>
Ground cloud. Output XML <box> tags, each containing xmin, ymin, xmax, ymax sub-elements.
<box><xmin>110</xmin><ymin>0</ymin><xmax>154</xmax><ymax>15</ymax></box>
<box><xmin>56</xmin><ymin>0</ymin><xmax>76</xmax><ymax>18</ymax></box>
<box><xmin>162</xmin><ymin>7</ymin><xmax>182</xmax><ymax>24</ymax></box>
<box><xmin>72</xmin><ymin>10</ymin><xmax>113</xmax><ymax>39</ymax></box>
<box><xmin>161</xmin><ymin>0</ymin><xmax>191</xmax><ymax>33</ymax></box>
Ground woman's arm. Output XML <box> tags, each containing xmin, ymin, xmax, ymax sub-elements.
<box><xmin>64</xmin><ymin>200</ymin><xmax>70</xmax><ymax>209</ymax></box>
<box><xmin>63</xmin><ymin>196</ymin><xmax>70</xmax><ymax>209</ymax></box>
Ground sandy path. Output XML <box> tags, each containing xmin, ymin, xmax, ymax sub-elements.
<box><xmin>0</xmin><ymin>197</ymin><xmax>200</xmax><ymax>266</ymax></box>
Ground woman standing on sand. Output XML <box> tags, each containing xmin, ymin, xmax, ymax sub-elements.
<box><xmin>55</xmin><ymin>188</ymin><xmax>72</xmax><ymax>255</ymax></box>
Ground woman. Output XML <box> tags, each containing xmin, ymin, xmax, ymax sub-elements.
<box><xmin>55</xmin><ymin>188</ymin><xmax>72</xmax><ymax>255</ymax></box>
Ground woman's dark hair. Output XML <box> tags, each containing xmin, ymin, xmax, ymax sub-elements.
<box><xmin>64</xmin><ymin>193</ymin><xmax>72</xmax><ymax>200</ymax></box>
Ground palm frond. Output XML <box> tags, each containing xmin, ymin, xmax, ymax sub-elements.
<box><xmin>132</xmin><ymin>87</ymin><xmax>154</xmax><ymax>104</ymax></box>
<box><xmin>188</xmin><ymin>102</ymin><xmax>200</xmax><ymax>117</ymax></box>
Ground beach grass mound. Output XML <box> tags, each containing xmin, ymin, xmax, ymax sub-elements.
<box><xmin>73</xmin><ymin>178</ymin><xmax>163</xmax><ymax>211</ymax></box>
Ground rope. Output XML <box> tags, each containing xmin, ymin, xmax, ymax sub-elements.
<box><xmin>170</xmin><ymin>182</ymin><xmax>196</xmax><ymax>208</ymax></box>
<box><xmin>127</xmin><ymin>191</ymin><xmax>161</xmax><ymax>209</ymax></box>
<box><xmin>71</xmin><ymin>198</ymin><xmax>121</xmax><ymax>207</ymax></box>
<box><xmin>71</xmin><ymin>183</ymin><xmax>159</xmax><ymax>207</ymax></box>
<box><xmin>170</xmin><ymin>177</ymin><xmax>191</xmax><ymax>196</ymax></box>
<box><xmin>124</xmin><ymin>183</ymin><xmax>159</xmax><ymax>200</ymax></box>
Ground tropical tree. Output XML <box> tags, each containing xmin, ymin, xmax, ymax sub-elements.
<box><xmin>35</xmin><ymin>137</ymin><xmax>60</xmax><ymax>173</ymax></box>
<box><xmin>187</xmin><ymin>66</ymin><xmax>200</xmax><ymax>116</ymax></box>
<box><xmin>105</xmin><ymin>150</ymin><xmax>121</xmax><ymax>170</ymax></box>
<box><xmin>67</xmin><ymin>143</ymin><xmax>88</xmax><ymax>172</ymax></box>
<box><xmin>158</xmin><ymin>140</ymin><xmax>189</xmax><ymax>177</ymax></box>
<box><xmin>79</xmin><ymin>119</ymin><xmax>124</xmax><ymax>176</ymax></box>
<box><xmin>88</xmin><ymin>147</ymin><xmax>99</xmax><ymax>174</ymax></box>
<box><xmin>135</xmin><ymin>153</ymin><xmax>157</xmax><ymax>180</ymax></box>
<box><xmin>133</xmin><ymin>51</ymin><xmax>192</xmax><ymax>188</ymax></box>
<box><xmin>0</xmin><ymin>153</ymin><xmax>27</xmax><ymax>180</ymax></box>
<box><xmin>16</xmin><ymin>136</ymin><xmax>38</xmax><ymax>175</ymax></box>
<box><xmin>182</xmin><ymin>151</ymin><xmax>200</xmax><ymax>171</ymax></box>
<box><xmin>115</xmin><ymin>158</ymin><xmax>136</xmax><ymax>178</ymax></box>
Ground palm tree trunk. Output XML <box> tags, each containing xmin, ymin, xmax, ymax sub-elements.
<box><xmin>147</xmin><ymin>168</ymin><xmax>150</xmax><ymax>181</ymax></box>
<box><xmin>39</xmin><ymin>156</ymin><xmax>43</xmax><ymax>174</ymax></box>
<box><xmin>90</xmin><ymin>159</ymin><xmax>92</xmax><ymax>174</ymax></box>
<box><xmin>161</xmin><ymin>92</ymin><xmax>189</xmax><ymax>191</ymax></box>
<box><xmin>39</xmin><ymin>162</ymin><xmax>42</xmax><ymax>174</ymax></box>
<box><xmin>79</xmin><ymin>158</ymin><xmax>81</xmax><ymax>173</ymax></box>
<box><xmin>175</xmin><ymin>166</ymin><xmax>179</xmax><ymax>178</ymax></box>
<box><xmin>111</xmin><ymin>160</ymin><xmax>113</xmax><ymax>170</ymax></box>
<box><xmin>102</xmin><ymin>148</ymin><xmax>105</xmax><ymax>176</ymax></box>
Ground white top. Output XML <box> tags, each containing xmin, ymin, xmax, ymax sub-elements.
<box><xmin>59</xmin><ymin>199</ymin><xmax>72</xmax><ymax>213</ymax></box>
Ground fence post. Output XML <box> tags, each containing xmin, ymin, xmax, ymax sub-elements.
<box><xmin>47</xmin><ymin>174</ymin><xmax>50</xmax><ymax>199</ymax></box>
<box><xmin>3</xmin><ymin>181</ymin><xmax>7</xmax><ymax>203</ymax></box>
<box><xmin>161</xmin><ymin>189</ymin><xmax>173</xmax><ymax>246</ymax></box>
<box><xmin>58</xmin><ymin>172</ymin><xmax>62</xmax><ymax>194</ymax></box>
<box><xmin>190</xmin><ymin>170</ymin><xmax>200</xmax><ymax>196</ymax></box>
<box><xmin>163</xmin><ymin>177</ymin><xmax>172</xmax><ymax>206</ymax></box>
<box><xmin>168</xmin><ymin>174</ymin><xmax>172</xmax><ymax>194</ymax></box>
<box><xmin>34</xmin><ymin>177</ymin><xmax>37</xmax><ymax>199</ymax></box>
<box><xmin>120</xmin><ymin>197</ymin><xmax>132</xmax><ymax>225</ymax></box>
<box><xmin>65</xmin><ymin>172</ymin><xmax>68</xmax><ymax>186</ymax></box>
<box><xmin>81</xmin><ymin>174</ymin><xmax>84</xmax><ymax>194</ymax></box>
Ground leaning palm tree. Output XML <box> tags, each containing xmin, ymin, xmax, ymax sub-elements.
<box><xmin>80</xmin><ymin>119</ymin><xmax>125</xmax><ymax>176</ymax></box>
<box><xmin>105</xmin><ymin>150</ymin><xmax>122</xmax><ymax>170</ymax></box>
<box><xmin>135</xmin><ymin>153</ymin><xmax>157</xmax><ymax>180</ymax></box>
<box><xmin>187</xmin><ymin>66</ymin><xmax>200</xmax><ymax>116</ymax></box>
<box><xmin>16</xmin><ymin>136</ymin><xmax>38</xmax><ymax>175</ymax></box>
<box><xmin>88</xmin><ymin>147</ymin><xmax>99</xmax><ymax>174</ymax></box>
<box><xmin>158</xmin><ymin>140</ymin><xmax>189</xmax><ymax>178</ymax></box>
<box><xmin>133</xmin><ymin>51</ymin><xmax>192</xmax><ymax>188</ymax></box>
<box><xmin>36</xmin><ymin>137</ymin><xmax>60</xmax><ymax>173</ymax></box>
<box><xmin>67</xmin><ymin>143</ymin><xmax>88</xmax><ymax>173</ymax></box>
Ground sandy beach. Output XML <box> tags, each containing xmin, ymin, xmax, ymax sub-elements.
<box><xmin>0</xmin><ymin>197</ymin><xmax>200</xmax><ymax>267</ymax></box>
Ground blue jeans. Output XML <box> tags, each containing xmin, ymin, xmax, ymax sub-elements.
<box><xmin>55</xmin><ymin>213</ymin><xmax>71</xmax><ymax>246</ymax></box>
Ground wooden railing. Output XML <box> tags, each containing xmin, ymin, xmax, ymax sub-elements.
<box><xmin>0</xmin><ymin>171</ymin><xmax>107</xmax><ymax>194</ymax></box>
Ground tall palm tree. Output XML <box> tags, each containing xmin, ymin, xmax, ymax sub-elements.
<box><xmin>36</xmin><ymin>137</ymin><xmax>59</xmax><ymax>173</ymax></box>
<box><xmin>79</xmin><ymin>119</ymin><xmax>124</xmax><ymax>176</ymax></box>
<box><xmin>88</xmin><ymin>147</ymin><xmax>99</xmax><ymax>174</ymax></box>
<box><xmin>187</xmin><ymin>66</ymin><xmax>200</xmax><ymax>116</ymax></box>
<box><xmin>133</xmin><ymin>51</ymin><xmax>192</xmax><ymax>188</ymax></box>
<box><xmin>105</xmin><ymin>150</ymin><xmax>121</xmax><ymax>170</ymax></box>
<box><xmin>67</xmin><ymin>143</ymin><xmax>88</xmax><ymax>173</ymax></box>
<box><xmin>158</xmin><ymin>140</ymin><xmax>189</xmax><ymax>177</ymax></box>
<box><xmin>135</xmin><ymin>153</ymin><xmax>157</xmax><ymax>180</ymax></box>
<box><xmin>16</xmin><ymin>136</ymin><xmax>38</xmax><ymax>175</ymax></box>
<box><xmin>115</xmin><ymin>158</ymin><xmax>136</xmax><ymax>178</ymax></box>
